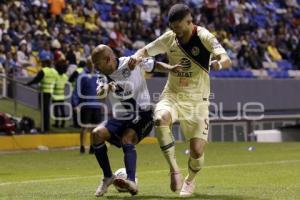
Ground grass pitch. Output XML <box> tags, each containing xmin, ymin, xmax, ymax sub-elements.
<box><xmin>0</xmin><ymin>142</ymin><xmax>299</xmax><ymax>200</ymax></box>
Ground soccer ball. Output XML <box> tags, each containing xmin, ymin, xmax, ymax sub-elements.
<box><xmin>113</xmin><ymin>168</ymin><xmax>138</xmax><ymax>192</ymax></box>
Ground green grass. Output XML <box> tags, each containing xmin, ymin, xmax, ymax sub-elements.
<box><xmin>0</xmin><ymin>142</ymin><xmax>299</xmax><ymax>200</ymax></box>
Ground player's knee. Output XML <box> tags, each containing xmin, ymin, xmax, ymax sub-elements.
<box><xmin>154</xmin><ymin>112</ymin><xmax>171</xmax><ymax>126</ymax></box>
<box><xmin>92</xmin><ymin>126</ymin><xmax>109</xmax><ymax>144</ymax></box>
<box><xmin>190</xmin><ymin>145</ymin><xmax>204</xmax><ymax>159</ymax></box>
<box><xmin>190</xmin><ymin>150</ymin><xmax>203</xmax><ymax>159</ymax></box>
<box><xmin>122</xmin><ymin>130</ymin><xmax>137</xmax><ymax>145</ymax></box>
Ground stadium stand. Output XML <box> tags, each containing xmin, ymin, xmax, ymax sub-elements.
<box><xmin>0</xmin><ymin>0</ymin><xmax>299</xmax><ymax>79</ymax></box>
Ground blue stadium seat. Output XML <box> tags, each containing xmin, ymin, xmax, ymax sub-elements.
<box><xmin>267</xmin><ymin>70</ymin><xmax>289</xmax><ymax>78</ymax></box>
<box><xmin>209</xmin><ymin>70</ymin><xmax>216</xmax><ymax>77</ymax></box>
<box><xmin>124</xmin><ymin>48</ymin><xmax>134</xmax><ymax>56</ymax></box>
<box><xmin>238</xmin><ymin>70</ymin><xmax>254</xmax><ymax>78</ymax></box>
<box><xmin>121</xmin><ymin>6</ymin><xmax>131</xmax><ymax>13</ymax></box>
<box><xmin>277</xmin><ymin>60</ymin><xmax>293</xmax><ymax>70</ymax></box>
<box><xmin>133</xmin><ymin>0</ymin><xmax>143</xmax><ymax>5</ymax></box>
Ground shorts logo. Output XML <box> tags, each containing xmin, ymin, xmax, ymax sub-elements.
<box><xmin>191</xmin><ymin>46</ymin><xmax>200</xmax><ymax>56</ymax></box>
<box><xmin>122</xmin><ymin>68</ymin><xmax>131</xmax><ymax>78</ymax></box>
<box><xmin>179</xmin><ymin>58</ymin><xmax>191</xmax><ymax>71</ymax></box>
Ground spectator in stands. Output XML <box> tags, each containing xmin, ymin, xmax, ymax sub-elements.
<box><xmin>63</xmin><ymin>6</ymin><xmax>76</xmax><ymax>26</ymax></box>
<box><xmin>0</xmin><ymin>18</ymin><xmax>5</xmax><ymax>41</ymax></box>
<box><xmin>0</xmin><ymin>62</ymin><xmax>4</xmax><ymax>75</ymax></box>
<box><xmin>0</xmin><ymin>0</ymin><xmax>299</xmax><ymax>79</ymax></box>
<box><xmin>39</xmin><ymin>43</ymin><xmax>53</xmax><ymax>63</ymax></box>
<box><xmin>48</xmin><ymin>0</ymin><xmax>65</xmax><ymax>17</ymax></box>
<box><xmin>75</xmin><ymin>7</ymin><xmax>85</xmax><ymax>27</ymax></box>
<box><xmin>267</xmin><ymin>40</ymin><xmax>283</xmax><ymax>62</ymax></box>
<box><xmin>65</xmin><ymin>43</ymin><xmax>77</xmax><ymax>75</ymax></box>
<box><xmin>83</xmin><ymin>0</ymin><xmax>97</xmax><ymax>20</ymax></box>
<box><xmin>0</xmin><ymin>43</ymin><xmax>5</xmax><ymax>66</ymax></box>
<box><xmin>2</xmin><ymin>34</ymin><xmax>12</xmax><ymax>52</ymax></box>
<box><xmin>17</xmin><ymin>40</ymin><xmax>33</xmax><ymax>69</ymax></box>
<box><xmin>84</xmin><ymin>17</ymin><xmax>99</xmax><ymax>32</ymax></box>
<box><xmin>140</xmin><ymin>5</ymin><xmax>152</xmax><ymax>24</ymax></box>
<box><xmin>4</xmin><ymin>52</ymin><xmax>17</xmax><ymax>76</ymax></box>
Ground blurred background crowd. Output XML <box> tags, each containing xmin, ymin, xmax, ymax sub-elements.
<box><xmin>0</xmin><ymin>0</ymin><xmax>300</xmax><ymax>78</ymax></box>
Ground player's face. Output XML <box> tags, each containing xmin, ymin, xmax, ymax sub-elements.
<box><xmin>169</xmin><ymin>15</ymin><xmax>192</xmax><ymax>38</ymax></box>
<box><xmin>93</xmin><ymin>50</ymin><xmax>116</xmax><ymax>75</ymax></box>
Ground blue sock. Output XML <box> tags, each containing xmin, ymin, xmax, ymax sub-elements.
<box><xmin>94</xmin><ymin>143</ymin><xmax>113</xmax><ymax>178</ymax></box>
<box><xmin>122</xmin><ymin>144</ymin><xmax>137</xmax><ymax>182</ymax></box>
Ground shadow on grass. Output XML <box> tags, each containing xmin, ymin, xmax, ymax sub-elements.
<box><xmin>105</xmin><ymin>193</ymin><xmax>263</xmax><ymax>200</ymax></box>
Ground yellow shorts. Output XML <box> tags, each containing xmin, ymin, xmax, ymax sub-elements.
<box><xmin>154</xmin><ymin>93</ymin><xmax>209</xmax><ymax>141</ymax></box>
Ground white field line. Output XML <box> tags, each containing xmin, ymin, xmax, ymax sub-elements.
<box><xmin>0</xmin><ymin>159</ymin><xmax>299</xmax><ymax>186</ymax></box>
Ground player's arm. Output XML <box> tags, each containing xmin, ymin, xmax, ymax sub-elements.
<box><xmin>133</xmin><ymin>48</ymin><xmax>150</xmax><ymax>60</ymax></box>
<box><xmin>154</xmin><ymin>62</ymin><xmax>182</xmax><ymax>73</ymax></box>
<box><xmin>129</xmin><ymin>31</ymin><xmax>171</xmax><ymax>69</ymax></box>
<box><xmin>211</xmin><ymin>53</ymin><xmax>232</xmax><ymax>70</ymax></box>
<box><xmin>200</xmin><ymin>28</ymin><xmax>232</xmax><ymax>70</ymax></box>
<box><xmin>139</xmin><ymin>57</ymin><xmax>182</xmax><ymax>73</ymax></box>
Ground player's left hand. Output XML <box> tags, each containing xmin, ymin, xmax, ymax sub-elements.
<box><xmin>128</xmin><ymin>56</ymin><xmax>143</xmax><ymax>70</ymax></box>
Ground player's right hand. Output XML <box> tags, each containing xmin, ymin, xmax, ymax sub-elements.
<box><xmin>108</xmin><ymin>82</ymin><xmax>117</xmax><ymax>92</ymax></box>
<box><xmin>170</xmin><ymin>64</ymin><xmax>183</xmax><ymax>73</ymax></box>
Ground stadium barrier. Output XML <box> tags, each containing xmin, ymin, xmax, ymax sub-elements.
<box><xmin>0</xmin><ymin>133</ymin><xmax>158</xmax><ymax>151</ymax></box>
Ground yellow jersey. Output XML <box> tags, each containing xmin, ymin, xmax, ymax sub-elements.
<box><xmin>145</xmin><ymin>26</ymin><xmax>227</xmax><ymax>101</ymax></box>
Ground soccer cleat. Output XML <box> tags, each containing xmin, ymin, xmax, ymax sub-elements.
<box><xmin>170</xmin><ymin>171</ymin><xmax>183</xmax><ymax>192</ymax></box>
<box><xmin>179</xmin><ymin>176</ymin><xmax>196</xmax><ymax>197</ymax></box>
<box><xmin>95</xmin><ymin>175</ymin><xmax>116</xmax><ymax>197</ymax></box>
<box><xmin>113</xmin><ymin>177</ymin><xmax>138</xmax><ymax>196</ymax></box>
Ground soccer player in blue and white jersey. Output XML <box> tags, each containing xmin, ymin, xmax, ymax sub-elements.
<box><xmin>90</xmin><ymin>44</ymin><xmax>181</xmax><ymax>197</ymax></box>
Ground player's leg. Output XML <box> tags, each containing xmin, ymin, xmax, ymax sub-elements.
<box><xmin>155</xmin><ymin>110</ymin><xmax>179</xmax><ymax>171</ymax></box>
<box><xmin>179</xmin><ymin>103</ymin><xmax>209</xmax><ymax>196</ymax></box>
<box><xmin>180</xmin><ymin>138</ymin><xmax>206</xmax><ymax>197</ymax></box>
<box><xmin>121</xmin><ymin>129</ymin><xmax>138</xmax><ymax>183</ymax></box>
<box><xmin>79</xmin><ymin>107</ymin><xmax>90</xmax><ymax>153</ymax></box>
<box><xmin>93</xmin><ymin>118</ymin><xmax>129</xmax><ymax>196</ymax></box>
<box><xmin>79</xmin><ymin>127</ymin><xmax>87</xmax><ymax>153</ymax></box>
<box><xmin>89</xmin><ymin>108</ymin><xmax>102</xmax><ymax>154</ymax></box>
<box><xmin>113</xmin><ymin>129</ymin><xmax>139</xmax><ymax>195</ymax></box>
<box><xmin>155</xmin><ymin>108</ymin><xmax>182</xmax><ymax>192</ymax></box>
<box><xmin>114</xmin><ymin>109</ymin><xmax>154</xmax><ymax>195</ymax></box>
<box><xmin>92</xmin><ymin>124</ymin><xmax>114</xmax><ymax>197</ymax></box>
<box><xmin>187</xmin><ymin>138</ymin><xmax>206</xmax><ymax>182</ymax></box>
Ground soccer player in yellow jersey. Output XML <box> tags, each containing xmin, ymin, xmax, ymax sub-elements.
<box><xmin>132</xmin><ymin>4</ymin><xmax>232</xmax><ymax>196</ymax></box>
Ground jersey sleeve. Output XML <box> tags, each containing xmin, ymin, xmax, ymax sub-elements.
<box><xmin>138</xmin><ymin>57</ymin><xmax>155</xmax><ymax>72</ymax></box>
<box><xmin>145</xmin><ymin>30</ymin><xmax>173</xmax><ymax>56</ymax></box>
<box><xmin>198</xmin><ymin>27</ymin><xmax>227</xmax><ymax>56</ymax></box>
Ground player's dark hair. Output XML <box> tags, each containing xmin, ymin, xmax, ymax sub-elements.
<box><xmin>168</xmin><ymin>4</ymin><xmax>191</xmax><ymax>23</ymax></box>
